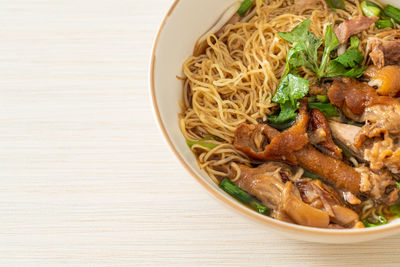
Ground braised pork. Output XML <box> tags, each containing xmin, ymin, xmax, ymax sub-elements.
<box><xmin>327</xmin><ymin>77</ymin><xmax>400</xmax><ymax>174</ymax></box>
<box><xmin>368</xmin><ymin>37</ymin><xmax>400</xmax><ymax>68</ymax></box>
<box><xmin>335</xmin><ymin>16</ymin><xmax>378</xmax><ymax>44</ymax></box>
<box><xmin>330</xmin><ymin>120</ymin><xmax>400</xmax><ymax>174</ymax></box>
<box><xmin>235</xmin><ymin>163</ymin><xmax>362</xmax><ymax>228</ymax></box>
<box><xmin>364</xmin><ymin>65</ymin><xmax>400</xmax><ymax>97</ymax></box>
<box><xmin>234</xmin><ymin>100</ymin><xmax>398</xmax><ymax>203</ymax></box>
<box><xmin>328</xmin><ymin>78</ymin><xmax>400</xmax><ymax>134</ymax></box>
<box><xmin>309</xmin><ymin>109</ymin><xmax>342</xmax><ymax>159</ymax></box>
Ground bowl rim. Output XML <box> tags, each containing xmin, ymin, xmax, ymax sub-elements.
<box><xmin>149</xmin><ymin>0</ymin><xmax>400</xmax><ymax>238</ymax></box>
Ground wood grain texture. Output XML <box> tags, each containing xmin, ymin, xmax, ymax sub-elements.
<box><xmin>1</xmin><ymin>0</ymin><xmax>400</xmax><ymax>265</ymax></box>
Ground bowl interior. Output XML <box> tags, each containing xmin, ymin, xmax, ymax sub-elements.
<box><xmin>151</xmin><ymin>0</ymin><xmax>400</xmax><ymax>243</ymax></box>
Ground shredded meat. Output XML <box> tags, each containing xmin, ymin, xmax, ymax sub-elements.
<box><xmin>367</xmin><ymin>37</ymin><xmax>400</xmax><ymax>68</ymax></box>
<box><xmin>335</xmin><ymin>16</ymin><xmax>378</xmax><ymax>44</ymax></box>
<box><xmin>330</xmin><ymin>120</ymin><xmax>400</xmax><ymax>175</ymax></box>
<box><xmin>328</xmin><ymin>78</ymin><xmax>400</xmax><ymax>174</ymax></box>
<box><xmin>309</xmin><ymin>109</ymin><xmax>342</xmax><ymax>159</ymax></box>
<box><xmin>355</xmin><ymin>166</ymin><xmax>399</xmax><ymax>204</ymax></box>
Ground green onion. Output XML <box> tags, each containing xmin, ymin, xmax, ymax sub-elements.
<box><xmin>237</xmin><ymin>0</ymin><xmax>254</xmax><ymax>16</ymax></box>
<box><xmin>363</xmin><ymin>215</ymin><xmax>388</xmax><ymax>227</ymax></box>
<box><xmin>341</xmin><ymin>145</ymin><xmax>353</xmax><ymax>159</ymax></box>
<box><xmin>384</xmin><ymin>5</ymin><xmax>400</xmax><ymax>24</ymax></box>
<box><xmin>186</xmin><ymin>136</ymin><xmax>217</xmax><ymax>149</ymax></box>
<box><xmin>361</xmin><ymin>1</ymin><xmax>382</xmax><ymax>18</ymax></box>
<box><xmin>308</xmin><ymin>102</ymin><xmax>339</xmax><ymax>117</ymax></box>
<box><xmin>324</xmin><ymin>0</ymin><xmax>345</xmax><ymax>9</ymax></box>
<box><xmin>303</xmin><ymin>170</ymin><xmax>321</xmax><ymax>180</ymax></box>
<box><xmin>375</xmin><ymin>19</ymin><xmax>395</xmax><ymax>29</ymax></box>
<box><xmin>350</xmin><ymin>36</ymin><xmax>360</xmax><ymax>49</ymax></box>
<box><xmin>308</xmin><ymin>95</ymin><xmax>329</xmax><ymax>103</ymax></box>
<box><xmin>390</xmin><ymin>202</ymin><xmax>400</xmax><ymax>217</ymax></box>
<box><xmin>347</xmin><ymin>120</ymin><xmax>364</xmax><ymax>127</ymax></box>
<box><xmin>365</xmin><ymin>1</ymin><xmax>382</xmax><ymax>9</ymax></box>
<box><xmin>268</xmin><ymin>119</ymin><xmax>295</xmax><ymax>130</ymax></box>
<box><xmin>316</xmin><ymin>95</ymin><xmax>329</xmax><ymax>103</ymax></box>
<box><xmin>219</xmin><ymin>178</ymin><xmax>270</xmax><ymax>215</ymax></box>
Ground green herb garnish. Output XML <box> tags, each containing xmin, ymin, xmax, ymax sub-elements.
<box><xmin>268</xmin><ymin>74</ymin><xmax>310</xmax><ymax>124</ymax></box>
<box><xmin>270</xmin><ymin>20</ymin><xmax>366</xmax><ymax>126</ymax></box>
<box><xmin>237</xmin><ymin>0</ymin><xmax>254</xmax><ymax>16</ymax></box>
<box><xmin>363</xmin><ymin>215</ymin><xmax>388</xmax><ymax>227</ymax></box>
<box><xmin>375</xmin><ymin>19</ymin><xmax>394</xmax><ymax>29</ymax></box>
<box><xmin>219</xmin><ymin>178</ymin><xmax>270</xmax><ymax>215</ymax></box>
<box><xmin>308</xmin><ymin>102</ymin><xmax>340</xmax><ymax>117</ymax></box>
<box><xmin>324</xmin><ymin>0</ymin><xmax>345</xmax><ymax>9</ymax></box>
<box><xmin>186</xmin><ymin>136</ymin><xmax>218</xmax><ymax>149</ymax></box>
<box><xmin>384</xmin><ymin>5</ymin><xmax>400</xmax><ymax>24</ymax></box>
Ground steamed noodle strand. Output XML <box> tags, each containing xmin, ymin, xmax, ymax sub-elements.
<box><xmin>179</xmin><ymin>0</ymin><xmax>400</xmax><ymax>219</ymax></box>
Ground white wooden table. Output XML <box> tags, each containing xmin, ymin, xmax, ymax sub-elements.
<box><xmin>1</xmin><ymin>0</ymin><xmax>400</xmax><ymax>265</ymax></box>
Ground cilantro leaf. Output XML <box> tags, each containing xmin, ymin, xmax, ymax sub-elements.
<box><xmin>317</xmin><ymin>24</ymin><xmax>340</xmax><ymax>78</ymax></box>
<box><xmin>278</xmin><ymin>20</ymin><xmax>322</xmax><ymax>73</ymax></box>
<box><xmin>272</xmin><ymin>74</ymin><xmax>309</xmax><ymax>105</ymax></box>
<box><xmin>278</xmin><ymin>20</ymin><xmax>312</xmax><ymax>44</ymax></box>
<box><xmin>270</xmin><ymin>74</ymin><xmax>309</xmax><ymax>124</ymax></box>
<box><xmin>323</xmin><ymin>35</ymin><xmax>366</xmax><ymax>78</ymax></box>
<box><xmin>332</xmin><ymin>48</ymin><xmax>364</xmax><ymax>68</ymax></box>
<box><xmin>325</xmin><ymin>61</ymin><xmax>367</xmax><ymax>78</ymax></box>
<box><xmin>268</xmin><ymin>101</ymin><xmax>299</xmax><ymax>124</ymax></box>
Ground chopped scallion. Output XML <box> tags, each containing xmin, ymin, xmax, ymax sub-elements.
<box><xmin>308</xmin><ymin>102</ymin><xmax>339</xmax><ymax>117</ymax></box>
<box><xmin>237</xmin><ymin>0</ymin><xmax>254</xmax><ymax>16</ymax></box>
<box><xmin>186</xmin><ymin>136</ymin><xmax>218</xmax><ymax>149</ymax></box>
<box><xmin>361</xmin><ymin>1</ymin><xmax>382</xmax><ymax>18</ymax></box>
<box><xmin>375</xmin><ymin>19</ymin><xmax>394</xmax><ymax>29</ymax></box>
<box><xmin>219</xmin><ymin>178</ymin><xmax>270</xmax><ymax>215</ymax></box>
<box><xmin>324</xmin><ymin>0</ymin><xmax>345</xmax><ymax>9</ymax></box>
<box><xmin>363</xmin><ymin>215</ymin><xmax>388</xmax><ymax>227</ymax></box>
<box><xmin>384</xmin><ymin>5</ymin><xmax>400</xmax><ymax>24</ymax></box>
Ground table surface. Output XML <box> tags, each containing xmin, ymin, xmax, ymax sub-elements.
<box><xmin>2</xmin><ymin>0</ymin><xmax>400</xmax><ymax>265</ymax></box>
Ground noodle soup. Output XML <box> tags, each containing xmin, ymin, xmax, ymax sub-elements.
<box><xmin>179</xmin><ymin>0</ymin><xmax>400</xmax><ymax>229</ymax></box>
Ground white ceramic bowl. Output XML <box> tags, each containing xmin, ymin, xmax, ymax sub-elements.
<box><xmin>150</xmin><ymin>0</ymin><xmax>400</xmax><ymax>243</ymax></box>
